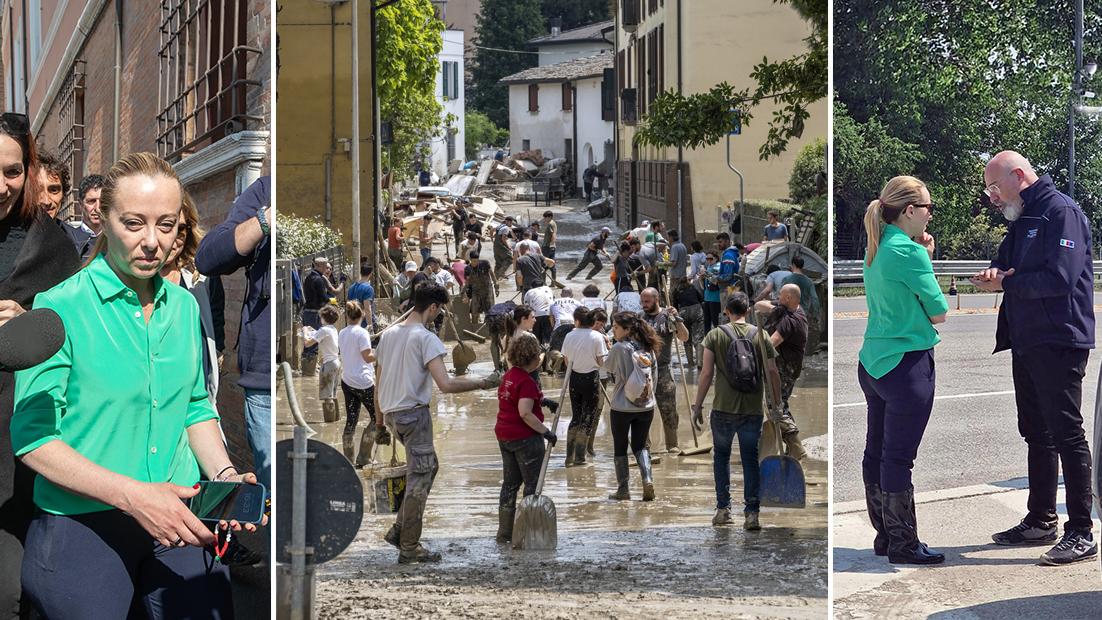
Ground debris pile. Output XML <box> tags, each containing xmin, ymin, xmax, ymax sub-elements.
<box><xmin>418</xmin><ymin>149</ymin><xmax>572</xmax><ymax>203</ymax></box>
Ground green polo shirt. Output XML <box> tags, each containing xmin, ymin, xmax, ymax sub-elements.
<box><xmin>858</xmin><ymin>224</ymin><xmax>949</xmax><ymax>379</ymax></box>
<box><xmin>12</xmin><ymin>255</ymin><xmax>217</xmax><ymax>515</ymax></box>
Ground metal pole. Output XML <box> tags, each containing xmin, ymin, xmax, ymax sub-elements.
<box><xmin>726</xmin><ymin>134</ymin><xmax>745</xmax><ymax>243</ymax></box>
<box><xmin>352</xmin><ymin>0</ymin><xmax>362</xmax><ymax>268</ymax></box>
<box><xmin>289</xmin><ymin>424</ymin><xmax>310</xmax><ymax>620</ymax></box>
<box><xmin>1071</xmin><ymin>0</ymin><xmax>1083</xmax><ymax>198</ymax></box>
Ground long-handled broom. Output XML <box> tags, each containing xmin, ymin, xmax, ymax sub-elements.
<box><xmin>663</xmin><ymin>287</ymin><xmax>712</xmax><ymax>456</ymax></box>
<box><xmin>513</xmin><ymin>368</ymin><xmax>572</xmax><ymax>550</ymax></box>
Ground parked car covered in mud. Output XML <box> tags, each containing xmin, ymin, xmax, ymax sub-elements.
<box><xmin>739</xmin><ymin>241</ymin><xmax>828</xmax><ymax>351</ymax></box>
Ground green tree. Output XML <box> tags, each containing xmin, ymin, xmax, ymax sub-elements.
<box><xmin>377</xmin><ymin>0</ymin><xmax>445</xmax><ymax>180</ymax></box>
<box><xmin>465</xmin><ymin>111</ymin><xmax>510</xmax><ymax>159</ymax></box>
<box><xmin>470</xmin><ymin>0</ymin><xmax>545</xmax><ymax>128</ymax></box>
<box><xmin>540</xmin><ymin>0</ymin><xmax>611</xmax><ymax>31</ymax></box>
<box><xmin>788</xmin><ymin>137</ymin><xmax>826</xmax><ymax>205</ymax></box>
<box><xmin>945</xmin><ymin>215</ymin><xmax>1007</xmax><ymax>260</ymax></box>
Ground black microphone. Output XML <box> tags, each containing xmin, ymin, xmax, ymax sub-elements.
<box><xmin>0</xmin><ymin>308</ymin><xmax>65</xmax><ymax>372</ymax></box>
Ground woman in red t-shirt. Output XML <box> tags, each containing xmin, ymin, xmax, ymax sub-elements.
<box><xmin>494</xmin><ymin>334</ymin><xmax>558</xmax><ymax>544</ymax></box>
<box><xmin>386</xmin><ymin>216</ymin><xmax>404</xmax><ymax>269</ymax></box>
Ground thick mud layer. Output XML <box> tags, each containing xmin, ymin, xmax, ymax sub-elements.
<box><xmin>277</xmin><ymin>199</ymin><xmax>828</xmax><ymax>618</ymax></box>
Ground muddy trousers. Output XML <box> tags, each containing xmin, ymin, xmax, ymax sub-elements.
<box><xmin>386</xmin><ymin>405</ymin><xmax>439</xmax><ymax>553</ymax></box>
<box><xmin>568</xmin><ymin>250</ymin><xmax>602</xmax><ymax>280</ymax></box>
<box><xmin>567</xmin><ymin>370</ymin><xmax>601</xmax><ymax>433</ymax></box>
<box><xmin>655</xmin><ymin>366</ymin><xmax>679</xmax><ymax>450</ymax></box>
<box><xmin>341</xmin><ymin>382</ymin><xmax>376</xmax><ymax>466</ymax></box>
<box><xmin>610</xmin><ymin>409</ymin><xmax>654</xmax><ymax>457</ymax></box>
<box><xmin>776</xmin><ymin>357</ymin><xmax>803</xmax><ymax>437</ymax></box>
<box><xmin>710</xmin><ymin>411</ymin><xmax>762</xmax><ymax>514</ymax></box>
<box><xmin>21</xmin><ymin>511</ymin><xmax>231</xmax><ymax>620</ymax></box>
<box><xmin>678</xmin><ymin>303</ymin><xmax>705</xmax><ymax>367</ymax></box>
<box><xmin>494</xmin><ymin>247</ymin><xmax>512</xmax><ymax>279</ymax></box>
<box><xmin>858</xmin><ymin>349</ymin><xmax>934</xmax><ymax>494</ymax></box>
<box><xmin>1012</xmin><ymin>346</ymin><xmax>1094</xmax><ymax>532</ymax></box>
<box><xmin>498</xmin><ymin>436</ymin><xmax>545</xmax><ymax>508</ymax></box>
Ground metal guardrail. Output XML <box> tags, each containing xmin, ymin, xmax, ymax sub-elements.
<box><xmin>835</xmin><ymin>259</ymin><xmax>1102</xmax><ymax>285</ymax></box>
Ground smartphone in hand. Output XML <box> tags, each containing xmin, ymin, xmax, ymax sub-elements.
<box><xmin>188</xmin><ymin>480</ymin><xmax>267</xmax><ymax>525</ymax></box>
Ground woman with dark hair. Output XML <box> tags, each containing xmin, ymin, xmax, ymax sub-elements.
<box><xmin>12</xmin><ymin>152</ymin><xmax>265</xmax><ymax>617</ymax></box>
<box><xmin>560</xmin><ymin>306</ymin><xmax>607</xmax><ymax>466</ymax></box>
<box><xmin>0</xmin><ymin>111</ymin><xmax>81</xmax><ymax>615</ymax></box>
<box><xmin>699</xmin><ymin>251</ymin><xmax>722</xmax><ymax>333</ymax></box>
<box><xmin>602</xmin><ymin>311</ymin><xmax>661</xmax><ymax>501</ymax></box>
<box><xmin>503</xmin><ymin>304</ymin><xmax>537</xmax><ymax>363</ymax></box>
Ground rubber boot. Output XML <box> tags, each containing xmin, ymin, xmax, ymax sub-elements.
<box><xmin>496</xmin><ymin>503</ymin><xmax>516</xmax><ymax>543</ymax></box>
<box><xmin>564</xmin><ymin>428</ymin><xmax>578</xmax><ymax>467</ymax></box>
<box><xmin>586</xmin><ymin>428</ymin><xmax>596</xmax><ymax>457</ymax></box>
<box><xmin>323</xmin><ymin>400</ymin><xmax>339</xmax><ymax>423</ymax></box>
<box><xmin>573</xmin><ymin>431</ymin><xmax>589</xmax><ymax>465</ymax></box>
<box><xmin>884</xmin><ymin>487</ymin><xmax>944</xmax><ymax>565</ymax></box>
<box><xmin>608</xmin><ymin>456</ymin><xmax>631</xmax><ymax>500</ymax></box>
<box><xmin>355</xmin><ymin>431</ymin><xmax>376</xmax><ymax>468</ymax></box>
<box><xmin>634</xmin><ymin>449</ymin><xmax>655</xmax><ymax>502</ymax></box>
<box><xmin>301</xmin><ymin>355</ymin><xmax>318</xmax><ymax>377</ymax></box>
<box><xmin>784</xmin><ymin>432</ymin><xmax>808</xmax><ymax>462</ymax></box>
<box><xmin>864</xmin><ymin>483</ymin><xmax>888</xmax><ymax>556</ymax></box>
<box><xmin>383</xmin><ymin>522</ymin><xmax>401</xmax><ymax>548</ymax></box>
<box><xmin>342</xmin><ymin>433</ymin><xmax>355</xmax><ymax>463</ymax></box>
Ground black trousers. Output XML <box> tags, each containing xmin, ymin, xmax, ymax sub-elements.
<box><xmin>533</xmin><ymin>316</ymin><xmax>553</xmax><ymax>345</ymax></box>
<box><xmin>858</xmin><ymin>349</ymin><xmax>935</xmax><ymax>493</ymax></box>
<box><xmin>498</xmin><ymin>435</ymin><xmax>545</xmax><ymax>509</ymax></box>
<box><xmin>341</xmin><ymin>381</ymin><xmax>376</xmax><ymax>439</ymax></box>
<box><xmin>610</xmin><ymin>409</ymin><xmax>654</xmax><ymax>457</ymax></box>
<box><xmin>568</xmin><ymin>250</ymin><xmax>602</xmax><ymax>280</ymax></box>
<box><xmin>1012</xmin><ymin>346</ymin><xmax>1094</xmax><ymax>532</ymax></box>
<box><xmin>542</xmin><ymin>246</ymin><xmax>557</xmax><ymax>282</ymax></box>
<box><xmin>567</xmin><ymin>370</ymin><xmax>601</xmax><ymax>433</ymax></box>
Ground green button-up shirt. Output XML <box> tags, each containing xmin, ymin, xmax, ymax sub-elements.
<box><xmin>859</xmin><ymin>224</ymin><xmax>949</xmax><ymax>379</ymax></box>
<box><xmin>12</xmin><ymin>255</ymin><xmax>217</xmax><ymax>515</ymax></box>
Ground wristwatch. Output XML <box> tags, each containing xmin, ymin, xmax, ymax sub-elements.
<box><xmin>257</xmin><ymin>206</ymin><xmax>270</xmax><ymax>236</ymax></box>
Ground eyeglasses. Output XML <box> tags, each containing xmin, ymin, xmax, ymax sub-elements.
<box><xmin>913</xmin><ymin>202</ymin><xmax>936</xmax><ymax>213</ymax></box>
<box><xmin>983</xmin><ymin>182</ymin><xmax>1000</xmax><ymax>198</ymax></box>
<box><xmin>705</xmin><ymin>256</ymin><xmax>716</xmax><ymax>261</ymax></box>
<box><xmin>0</xmin><ymin>113</ymin><xmax>29</xmax><ymax>136</ymax></box>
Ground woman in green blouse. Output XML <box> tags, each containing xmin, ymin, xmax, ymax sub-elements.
<box><xmin>858</xmin><ymin>175</ymin><xmax>948</xmax><ymax>566</ymax></box>
<box><xmin>12</xmin><ymin>152</ymin><xmax>264</xmax><ymax>618</ymax></box>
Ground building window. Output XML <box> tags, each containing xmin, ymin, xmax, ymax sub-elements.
<box><xmin>528</xmin><ymin>84</ymin><xmax>539</xmax><ymax>112</ymax></box>
<box><xmin>442</xmin><ymin>60</ymin><xmax>459</xmax><ymax>100</ymax></box>
<box><xmin>157</xmin><ymin>0</ymin><xmax>264</xmax><ymax>162</ymax></box>
<box><xmin>561</xmin><ymin>82</ymin><xmax>572</xmax><ymax>111</ymax></box>
<box><xmin>522</xmin><ymin>139</ymin><xmax>531</xmax><ymax>151</ymax></box>
<box><xmin>57</xmin><ymin>60</ymin><xmax>86</xmax><ymax>219</ymax></box>
<box><xmin>446</xmin><ymin>129</ymin><xmax>456</xmax><ymax>162</ymax></box>
<box><xmin>636</xmin><ymin>36</ymin><xmax>646</xmax><ymax>116</ymax></box>
<box><xmin>565</xmin><ymin>138</ymin><xmax>573</xmax><ymax>166</ymax></box>
<box><xmin>442</xmin><ymin>61</ymin><xmax>449</xmax><ymax>100</ymax></box>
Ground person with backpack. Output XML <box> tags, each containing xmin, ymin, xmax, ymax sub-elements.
<box><xmin>602</xmin><ymin>312</ymin><xmax>662</xmax><ymax>501</ymax></box>
<box><xmin>691</xmin><ymin>292</ymin><xmax>782</xmax><ymax>531</ymax></box>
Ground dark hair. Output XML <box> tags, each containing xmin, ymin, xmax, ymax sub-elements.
<box><xmin>650</xmin><ymin>220</ymin><xmax>663</xmax><ymax>231</ymax></box>
<box><xmin>506</xmin><ymin>332</ymin><xmax>542</xmax><ymax>368</ymax></box>
<box><xmin>0</xmin><ymin>113</ymin><xmax>40</xmax><ymax>223</ymax></box>
<box><xmin>706</xmin><ymin>251</ymin><xmax>719</xmax><ymax>260</ymax></box>
<box><xmin>469</xmin><ymin>251</ymin><xmax>480</xmax><ymax>260</ymax></box>
<box><xmin>422</xmin><ymin>214</ymin><xmax>432</xmax><ymax>221</ymax></box>
<box><xmin>629</xmin><ymin>238</ymin><xmax>640</xmax><ymax>248</ymax></box>
<box><xmin>612</xmin><ymin>311</ymin><xmax>663</xmax><ymax>353</ymax></box>
<box><xmin>543</xmin><ymin>210</ymin><xmax>553</xmax><ymax>218</ymax></box>
<box><xmin>791</xmin><ymin>255</ymin><xmax>804</xmax><ymax>269</ymax></box>
<box><xmin>411</xmin><ymin>281</ymin><xmax>449</xmax><ymax>312</ymax></box>
<box><xmin>360</xmin><ymin>263</ymin><xmax>373</xmax><ymax>277</ymax></box>
<box><xmin>715</xmin><ymin>232</ymin><xmax>730</xmax><ymax>242</ymax></box>
<box><xmin>582</xmin><ymin>283</ymin><xmax>600</xmax><ymax>297</ymax></box>
<box><xmin>37</xmin><ymin>148</ymin><xmax>71</xmax><ymax>197</ymax></box>
<box><xmin>319</xmin><ymin>305</ymin><xmax>340</xmax><ymax>324</ymax></box>
<box><xmin>573</xmin><ymin>306</ymin><xmax>595</xmax><ymax>327</ymax></box>
<box><xmin>725</xmin><ymin>292</ymin><xmax>750</xmax><ymax>317</ymax></box>
<box><xmin>78</xmin><ymin>174</ymin><xmax>105</xmax><ymax>200</ymax></box>
<box><xmin>466</xmin><ymin>231</ymin><xmax>478</xmax><ymax>238</ymax></box>
<box><xmin>690</xmin><ymin>240</ymin><xmax>703</xmax><ymax>253</ymax></box>
<box><xmin>766</xmin><ymin>264</ymin><xmax>781</xmax><ymax>274</ymax></box>
<box><xmin>425</xmin><ymin>256</ymin><xmax>441</xmax><ymax>267</ymax></box>
<box><xmin>345</xmin><ymin>300</ymin><xmax>365</xmax><ymax>322</ymax></box>
<box><xmin>619</xmin><ymin>242</ymin><xmax>631</xmax><ymax>254</ymax></box>
<box><xmin>735</xmin><ymin>243</ymin><xmax>747</xmax><ymax>252</ymax></box>
<box><xmin>768</xmin><ymin>210</ymin><xmax>780</xmax><ymax>218</ymax></box>
<box><xmin>668</xmin><ymin>229</ymin><xmax>679</xmax><ymax>241</ymax></box>
<box><xmin>591</xmin><ymin>308</ymin><xmax>608</xmax><ymax>325</ymax></box>
<box><xmin>505</xmin><ymin>304</ymin><xmax>534</xmax><ymax>336</ymax></box>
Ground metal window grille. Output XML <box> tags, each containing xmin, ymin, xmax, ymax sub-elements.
<box><xmin>57</xmin><ymin>59</ymin><xmax>85</xmax><ymax>219</ymax></box>
<box><xmin>157</xmin><ymin>0</ymin><xmax>263</xmax><ymax>162</ymax></box>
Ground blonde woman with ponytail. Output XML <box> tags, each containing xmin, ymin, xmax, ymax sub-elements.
<box><xmin>857</xmin><ymin>175</ymin><xmax>948</xmax><ymax>567</ymax></box>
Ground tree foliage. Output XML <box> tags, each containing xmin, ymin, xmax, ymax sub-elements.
<box><xmin>945</xmin><ymin>215</ymin><xmax>1007</xmax><ymax>260</ymax></box>
<box><xmin>834</xmin><ymin>0</ymin><xmax>1102</xmax><ymax>258</ymax></box>
<box><xmin>788</xmin><ymin>137</ymin><xmax>826</xmax><ymax>205</ymax></box>
<box><xmin>633</xmin><ymin>0</ymin><xmax>825</xmax><ymax>159</ymax></box>
<box><xmin>540</xmin><ymin>0</ymin><xmax>611</xmax><ymax>31</ymax></box>
<box><xmin>470</xmin><ymin>0</ymin><xmax>545</xmax><ymax>128</ymax></box>
<box><xmin>377</xmin><ymin>0</ymin><xmax>445</xmax><ymax>180</ymax></box>
<box><xmin>465</xmin><ymin>111</ymin><xmax>510</xmax><ymax>158</ymax></box>
<box><xmin>276</xmin><ymin>213</ymin><xmax>343</xmax><ymax>259</ymax></box>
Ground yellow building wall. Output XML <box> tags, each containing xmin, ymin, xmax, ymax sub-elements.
<box><xmin>277</xmin><ymin>1</ymin><xmax>376</xmax><ymax>259</ymax></box>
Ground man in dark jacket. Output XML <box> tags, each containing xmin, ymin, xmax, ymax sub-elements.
<box><xmin>195</xmin><ymin>176</ymin><xmax>271</xmax><ymax>489</ymax></box>
<box><xmin>973</xmin><ymin>151</ymin><xmax>1096</xmax><ymax>565</ymax></box>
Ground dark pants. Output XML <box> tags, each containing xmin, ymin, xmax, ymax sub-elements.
<box><xmin>21</xmin><ymin>510</ymin><xmax>232</xmax><ymax>620</ymax></box>
<box><xmin>302</xmin><ymin>308</ymin><xmax>321</xmax><ymax>360</ymax></box>
<box><xmin>711</xmin><ymin>411</ymin><xmax>762</xmax><ymax>513</ymax></box>
<box><xmin>341</xmin><ymin>381</ymin><xmax>376</xmax><ymax>439</ymax></box>
<box><xmin>567</xmin><ymin>370</ymin><xmax>601</xmax><ymax>433</ymax></box>
<box><xmin>858</xmin><ymin>349</ymin><xmax>935</xmax><ymax>493</ymax></box>
<box><xmin>498</xmin><ymin>435</ymin><xmax>545</xmax><ymax>510</ymax></box>
<box><xmin>1012</xmin><ymin>346</ymin><xmax>1094</xmax><ymax>532</ymax></box>
<box><xmin>542</xmin><ymin>246</ymin><xmax>557</xmax><ymax>283</ymax></box>
<box><xmin>583</xmin><ymin>181</ymin><xmax>593</xmax><ymax>202</ymax></box>
<box><xmin>420</xmin><ymin>247</ymin><xmax>432</xmax><ymax>269</ymax></box>
<box><xmin>703</xmin><ymin>300</ymin><xmax>721</xmax><ymax>334</ymax></box>
<box><xmin>568</xmin><ymin>250</ymin><xmax>602</xmax><ymax>280</ymax></box>
<box><xmin>548</xmin><ymin>324</ymin><xmax>573</xmax><ymax>352</ymax></box>
<box><xmin>533</xmin><ymin>316</ymin><xmax>553</xmax><ymax>345</ymax></box>
<box><xmin>610</xmin><ymin>409</ymin><xmax>654</xmax><ymax>457</ymax></box>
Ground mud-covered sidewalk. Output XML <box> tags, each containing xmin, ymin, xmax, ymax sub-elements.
<box><xmin>276</xmin><ymin>199</ymin><xmax>828</xmax><ymax>618</ymax></box>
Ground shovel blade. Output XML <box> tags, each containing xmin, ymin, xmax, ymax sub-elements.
<box><xmin>759</xmin><ymin>455</ymin><xmax>806</xmax><ymax>508</ymax></box>
<box><xmin>512</xmin><ymin>495</ymin><xmax>557</xmax><ymax>550</ymax></box>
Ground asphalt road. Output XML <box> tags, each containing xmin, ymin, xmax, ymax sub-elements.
<box><xmin>833</xmin><ymin>298</ymin><xmax>1100</xmax><ymax>503</ymax></box>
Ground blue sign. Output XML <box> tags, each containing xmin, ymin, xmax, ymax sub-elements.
<box><xmin>729</xmin><ymin>110</ymin><xmax>742</xmax><ymax>135</ymax></box>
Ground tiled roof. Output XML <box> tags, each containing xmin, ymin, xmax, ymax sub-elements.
<box><xmin>499</xmin><ymin>51</ymin><xmax>613</xmax><ymax>84</ymax></box>
<box><xmin>528</xmin><ymin>20</ymin><xmax>614</xmax><ymax>46</ymax></box>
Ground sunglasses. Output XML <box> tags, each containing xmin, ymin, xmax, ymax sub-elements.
<box><xmin>913</xmin><ymin>202</ymin><xmax>936</xmax><ymax>213</ymax></box>
<box><xmin>0</xmin><ymin>112</ymin><xmax>29</xmax><ymax>136</ymax></box>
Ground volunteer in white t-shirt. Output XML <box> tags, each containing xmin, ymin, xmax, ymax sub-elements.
<box><xmin>303</xmin><ymin>304</ymin><xmax>342</xmax><ymax>421</ymax></box>
<box><xmin>337</xmin><ymin>301</ymin><xmax>382</xmax><ymax>467</ymax></box>
<box><xmin>560</xmin><ymin>306</ymin><xmax>609</xmax><ymax>466</ymax></box>
<box><xmin>374</xmin><ymin>282</ymin><xmax>500</xmax><ymax>564</ymax></box>
<box><xmin>523</xmin><ymin>285</ymin><xmax>555</xmax><ymax>345</ymax></box>
<box><xmin>550</xmin><ymin>288</ymin><xmax>581</xmax><ymax>329</ymax></box>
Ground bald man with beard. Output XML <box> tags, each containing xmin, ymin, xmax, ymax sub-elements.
<box><xmin>763</xmin><ymin>283</ymin><xmax>808</xmax><ymax>461</ymax></box>
<box><xmin>972</xmin><ymin>150</ymin><xmax>1096</xmax><ymax>565</ymax></box>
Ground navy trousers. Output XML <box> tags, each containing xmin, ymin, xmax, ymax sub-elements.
<box><xmin>858</xmin><ymin>349</ymin><xmax>935</xmax><ymax>493</ymax></box>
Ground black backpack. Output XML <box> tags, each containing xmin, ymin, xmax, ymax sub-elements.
<box><xmin>719</xmin><ymin>323</ymin><xmax>760</xmax><ymax>393</ymax></box>
<box><xmin>485</xmin><ymin>301</ymin><xmax>517</xmax><ymax>335</ymax></box>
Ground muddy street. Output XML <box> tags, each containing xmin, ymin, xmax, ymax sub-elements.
<box><xmin>276</xmin><ymin>199</ymin><xmax>828</xmax><ymax>618</ymax></box>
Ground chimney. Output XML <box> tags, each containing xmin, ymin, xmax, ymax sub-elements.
<box><xmin>550</xmin><ymin>17</ymin><xmax>562</xmax><ymax>37</ymax></box>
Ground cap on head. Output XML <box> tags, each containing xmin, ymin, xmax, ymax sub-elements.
<box><xmin>404</xmin><ymin>261</ymin><xmax>417</xmax><ymax>272</ymax></box>
<box><xmin>601</xmin><ymin>226</ymin><xmax>610</xmax><ymax>233</ymax></box>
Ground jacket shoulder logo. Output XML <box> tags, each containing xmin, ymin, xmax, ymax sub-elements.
<box><xmin>1027</xmin><ymin>229</ymin><xmax>1038</xmax><ymax>238</ymax></box>
<box><xmin>1059</xmin><ymin>238</ymin><xmax>1076</xmax><ymax>249</ymax></box>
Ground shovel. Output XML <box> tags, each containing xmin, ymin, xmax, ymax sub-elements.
<box><xmin>513</xmin><ymin>368</ymin><xmax>571</xmax><ymax>550</ymax></box>
<box><xmin>753</xmin><ymin>317</ymin><xmax>806</xmax><ymax>509</ymax></box>
<box><xmin>443</xmin><ymin>309</ymin><xmax>477</xmax><ymax>375</ymax></box>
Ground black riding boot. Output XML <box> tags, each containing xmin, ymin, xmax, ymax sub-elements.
<box><xmin>884</xmin><ymin>487</ymin><xmax>944</xmax><ymax>564</ymax></box>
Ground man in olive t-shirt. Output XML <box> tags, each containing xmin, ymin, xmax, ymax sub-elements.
<box><xmin>691</xmin><ymin>292</ymin><xmax>780</xmax><ymax>530</ymax></box>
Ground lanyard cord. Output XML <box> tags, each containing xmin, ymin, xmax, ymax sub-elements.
<box><xmin>213</xmin><ymin>524</ymin><xmax>232</xmax><ymax>562</ymax></box>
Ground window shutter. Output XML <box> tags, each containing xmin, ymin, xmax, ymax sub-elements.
<box><xmin>529</xmin><ymin>84</ymin><xmax>539</xmax><ymax>112</ymax></box>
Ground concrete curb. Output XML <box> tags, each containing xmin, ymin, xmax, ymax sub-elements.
<box><xmin>833</xmin><ymin>478</ymin><xmax>1031</xmax><ymax>515</ymax></box>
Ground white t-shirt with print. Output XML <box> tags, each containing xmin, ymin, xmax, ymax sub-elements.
<box><xmin>550</xmin><ymin>297</ymin><xmax>581</xmax><ymax>329</ymax></box>
<box><xmin>524</xmin><ymin>286</ymin><xmax>554</xmax><ymax>317</ymax></box>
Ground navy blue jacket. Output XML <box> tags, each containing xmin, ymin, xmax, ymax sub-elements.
<box><xmin>195</xmin><ymin>176</ymin><xmax>271</xmax><ymax>390</ymax></box>
<box><xmin>992</xmin><ymin>174</ymin><xmax>1095</xmax><ymax>353</ymax></box>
